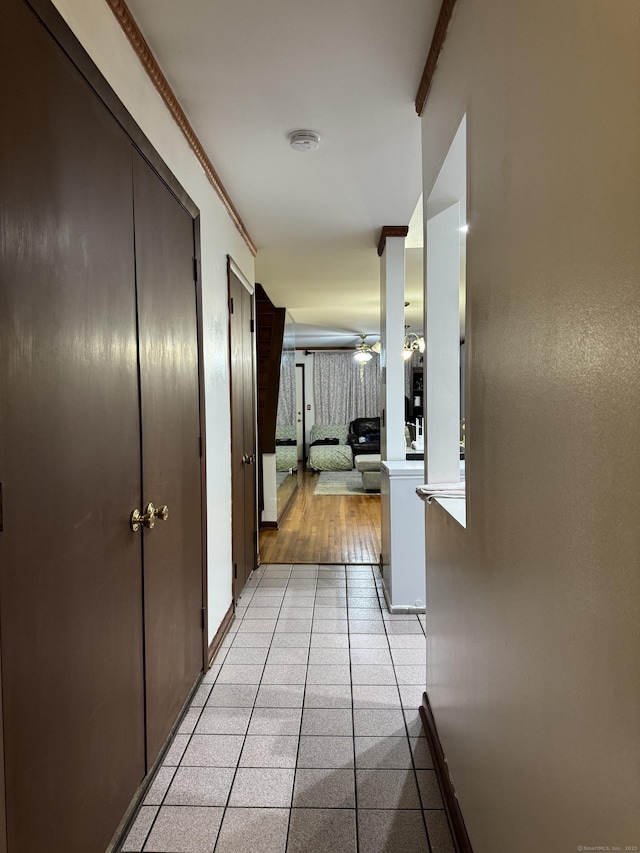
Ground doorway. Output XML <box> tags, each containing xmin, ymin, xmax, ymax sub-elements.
<box><xmin>228</xmin><ymin>261</ymin><xmax>258</xmax><ymax>600</ymax></box>
<box><xmin>295</xmin><ymin>362</ymin><xmax>306</xmax><ymax>462</ymax></box>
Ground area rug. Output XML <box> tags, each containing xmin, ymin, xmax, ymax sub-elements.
<box><xmin>313</xmin><ymin>471</ymin><xmax>379</xmax><ymax>496</ymax></box>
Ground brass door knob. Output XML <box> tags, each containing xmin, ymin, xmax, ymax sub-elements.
<box><xmin>130</xmin><ymin>504</ymin><xmax>156</xmax><ymax>533</ymax></box>
<box><xmin>130</xmin><ymin>503</ymin><xmax>157</xmax><ymax>532</ymax></box>
<box><xmin>154</xmin><ymin>505</ymin><xmax>169</xmax><ymax>522</ymax></box>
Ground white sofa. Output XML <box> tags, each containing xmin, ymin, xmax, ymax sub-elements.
<box><xmin>275</xmin><ymin>424</ymin><xmax>298</xmax><ymax>472</ymax></box>
<box><xmin>307</xmin><ymin>424</ymin><xmax>353</xmax><ymax>471</ymax></box>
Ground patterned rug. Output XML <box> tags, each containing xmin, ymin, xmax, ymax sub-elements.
<box><xmin>313</xmin><ymin>470</ymin><xmax>378</xmax><ymax>496</ymax></box>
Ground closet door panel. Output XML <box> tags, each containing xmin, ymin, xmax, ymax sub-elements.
<box><xmin>0</xmin><ymin>3</ymin><xmax>145</xmax><ymax>851</ymax></box>
<box><xmin>132</xmin><ymin>152</ymin><xmax>204</xmax><ymax>764</ymax></box>
<box><xmin>229</xmin><ymin>271</ymin><xmax>257</xmax><ymax>599</ymax></box>
<box><xmin>229</xmin><ymin>272</ymin><xmax>246</xmax><ymax>599</ymax></box>
<box><xmin>241</xmin><ymin>285</ymin><xmax>258</xmax><ymax>585</ymax></box>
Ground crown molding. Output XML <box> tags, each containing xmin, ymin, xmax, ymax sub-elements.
<box><xmin>377</xmin><ymin>225</ymin><xmax>409</xmax><ymax>257</ymax></box>
<box><xmin>415</xmin><ymin>0</ymin><xmax>459</xmax><ymax>117</ymax></box>
<box><xmin>105</xmin><ymin>0</ymin><xmax>257</xmax><ymax>257</ymax></box>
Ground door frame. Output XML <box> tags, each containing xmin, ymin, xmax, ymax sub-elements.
<box><xmin>295</xmin><ymin>362</ymin><xmax>306</xmax><ymax>461</ymax></box>
<box><xmin>227</xmin><ymin>256</ymin><xmax>259</xmax><ymax>599</ymax></box>
<box><xmin>192</xmin><ymin>224</ymin><xmax>209</xmax><ymax>672</ymax></box>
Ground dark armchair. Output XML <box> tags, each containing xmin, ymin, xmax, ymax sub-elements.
<box><xmin>347</xmin><ymin>417</ymin><xmax>381</xmax><ymax>456</ymax></box>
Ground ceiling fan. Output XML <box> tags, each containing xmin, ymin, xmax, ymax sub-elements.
<box><xmin>354</xmin><ymin>334</ymin><xmax>380</xmax><ymax>363</ymax></box>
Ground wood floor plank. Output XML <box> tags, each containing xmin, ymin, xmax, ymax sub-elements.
<box><xmin>259</xmin><ymin>470</ymin><xmax>381</xmax><ymax>564</ymax></box>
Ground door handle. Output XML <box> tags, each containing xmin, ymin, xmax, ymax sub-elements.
<box><xmin>130</xmin><ymin>502</ymin><xmax>169</xmax><ymax>532</ymax></box>
<box><xmin>242</xmin><ymin>454</ymin><xmax>255</xmax><ymax>465</ymax></box>
<box><xmin>131</xmin><ymin>503</ymin><xmax>155</xmax><ymax>531</ymax></box>
<box><xmin>154</xmin><ymin>505</ymin><xmax>169</xmax><ymax>522</ymax></box>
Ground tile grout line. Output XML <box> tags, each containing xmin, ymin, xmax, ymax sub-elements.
<box><xmin>283</xmin><ymin>565</ymin><xmax>317</xmax><ymax>853</ymax></box>
<box><xmin>133</xmin><ymin>636</ymin><xmax>218</xmax><ymax>851</ymax></box>
<box><xmin>126</xmin><ymin>562</ymin><xmax>444</xmax><ymax>852</ymax></box>
<box><xmin>211</xmin><ymin>564</ymin><xmax>290</xmax><ymax>853</ymax></box>
<box><xmin>384</xmin><ymin>600</ymin><xmax>435</xmax><ymax>853</ymax></box>
<box><xmin>348</xmin><ymin>563</ymin><xmax>371</xmax><ymax>853</ymax></box>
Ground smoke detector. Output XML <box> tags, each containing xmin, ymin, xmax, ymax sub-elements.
<box><xmin>289</xmin><ymin>130</ymin><xmax>321</xmax><ymax>152</ymax></box>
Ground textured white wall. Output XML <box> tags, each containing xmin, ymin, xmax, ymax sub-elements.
<box><xmin>422</xmin><ymin>0</ymin><xmax>640</xmax><ymax>850</ymax></box>
<box><xmin>51</xmin><ymin>0</ymin><xmax>255</xmax><ymax>642</ymax></box>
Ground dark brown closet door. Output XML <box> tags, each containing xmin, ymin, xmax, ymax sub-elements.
<box><xmin>229</xmin><ymin>269</ymin><xmax>258</xmax><ymax>599</ymax></box>
<box><xmin>241</xmin><ymin>285</ymin><xmax>258</xmax><ymax>584</ymax></box>
<box><xmin>0</xmin><ymin>3</ymin><xmax>144</xmax><ymax>852</ymax></box>
<box><xmin>132</xmin><ymin>152</ymin><xmax>204</xmax><ymax>764</ymax></box>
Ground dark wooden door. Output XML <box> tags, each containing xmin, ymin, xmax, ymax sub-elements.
<box><xmin>0</xmin><ymin>2</ymin><xmax>145</xmax><ymax>851</ymax></box>
<box><xmin>229</xmin><ymin>268</ymin><xmax>257</xmax><ymax>599</ymax></box>
<box><xmin>241</xmin><ymin>284</ymin><xmax>258</xmax><ymax>584</ymax></box>
<box><xmin>133</xmin><ymin>152</ymin><xmax>204</xmax><ymax>764</ymax></box>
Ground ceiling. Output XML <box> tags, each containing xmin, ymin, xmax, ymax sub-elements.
<box><xmin>126</xmin><ymin>0</ymin><xmax>441</xmax><ymax>347</ymax></box>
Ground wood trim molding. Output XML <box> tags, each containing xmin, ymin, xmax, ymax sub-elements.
<box><xmin>377</xmin><ymin>225</ymin><xmax>409</xmax><ymax>257</ymax></box>
<box><xmin>104</xmin><ymin>0</ymin><xmax>257</xmax><ymax>257</ymax></box>
<box><xmin>415</xmin><ymin>0</ymin><xmax>459</xmax><ymax>116</ymax></box>
<box><xmin>420</xmin><ymin>692</ymin><xmax>474</xmax><ymax>853</ymax></box>
<box><xmin>207</xmin><ymin>602</ymin><xmax>235</xmax><ymax>667</ymax></box>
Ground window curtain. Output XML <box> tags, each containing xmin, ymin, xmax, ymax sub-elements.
<box><xmin>313</xmin><ymin>352</ymin><xmax>380</xmax><ymax>425</ymax></box>
<box><xmin>276</xmin><ymin>349</ymin><xmax>296</xmax><ymax>426</ymax></box>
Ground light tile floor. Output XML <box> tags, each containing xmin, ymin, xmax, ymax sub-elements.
<box><xmin>121</xmin><ymin>564</ymin><xmax>455</xmax><ymax>853</ymax></box>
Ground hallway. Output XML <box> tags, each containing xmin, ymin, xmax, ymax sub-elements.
<box><xmin>121</xmin><ymin>564</ymin><xmax>453</xmax><ymax>853</ymax></box>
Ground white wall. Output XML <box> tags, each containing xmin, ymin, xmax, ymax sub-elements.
<box><xmin>261</xmin><ymin>454</ymin><xmax>278</xmax><ymax>524</ymax></box>
<box><xmin>421</xmin><ymin>1</ymin><xmax>640</xmax><ymax>850</ymax></box>
<box><xmin>424</xmin><ymin>201</ymin><xmax>461</xmax><ymax>482</ymax></box>
<box><xmin>52</xmin><ymin>0</ymin><xmax>256</xmax><ymax>642</ymax></box>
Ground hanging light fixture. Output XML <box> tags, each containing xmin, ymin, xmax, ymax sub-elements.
<box><xmin>353</xmin><ymin>334</ymin><xmax>374</xmax><ymax>363</ymax></box>
<box><xmin>403</xmin><ymin>332</ymin><xmax>425</xmax><ymax>360</ymax></box>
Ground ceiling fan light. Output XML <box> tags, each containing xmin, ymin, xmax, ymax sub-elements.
<box><xmin>402</xmin><ymin>348</ymin><xmax>413</xmax><ymax>361</ymax></box>
<box><xmin>371</xmin><ymin>340</ymin><xmax>382</xmax><ymax>354</ymax></box>
<box><xmin>354</xmin><ymin>349</ymin><xmax>373</xmax><ymax>363</ymax></box>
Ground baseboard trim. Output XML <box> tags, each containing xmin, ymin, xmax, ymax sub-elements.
<box><xmin>208</xmin><ymin>602</ymin><xmax>235</xmax><ymax>667</ymax></box>
<box><xmin>260</xmin><ymin>521</ymin><xmax>278</xmax><ymax>529</ymax></box>
<box><xmin>106</xmin><ymin>674</ymin><xmax>205</xmax><ymax>852</ymax></box>
<box><xmin>382</xmin><ymin>583</ymin><xmax>425</xmax><ymax>614</ymax></box>
<box><xmin>420</xmin><ymin>691</ymin><xmax>474</xmax><ymax>853</ymax></box>
<box><xmin>107</xmin><ymin>608</ymin><xmax>235</xmax><ymax>850</ymax></box>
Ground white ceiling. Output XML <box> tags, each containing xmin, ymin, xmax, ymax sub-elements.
<box><xmin>126</xmin><ymin>0</ymin><xmax>441</xmax><ymax>346</ymax></box>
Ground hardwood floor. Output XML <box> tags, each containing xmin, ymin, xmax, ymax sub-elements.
<box><xmin>259</xmin><ymin>469</ymin><xmax>381</xmax><ymax>565</ymax></box>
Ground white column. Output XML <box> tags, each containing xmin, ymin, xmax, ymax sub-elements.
<box><xmin>425</xmin><ymin>202</ymin><xmax>461</xmax><ymax>482</ymax></box>
<box><xmin>379</xmin><ymin>229</ymin><xmax>408</xmax><ymax>461</ymax></box>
